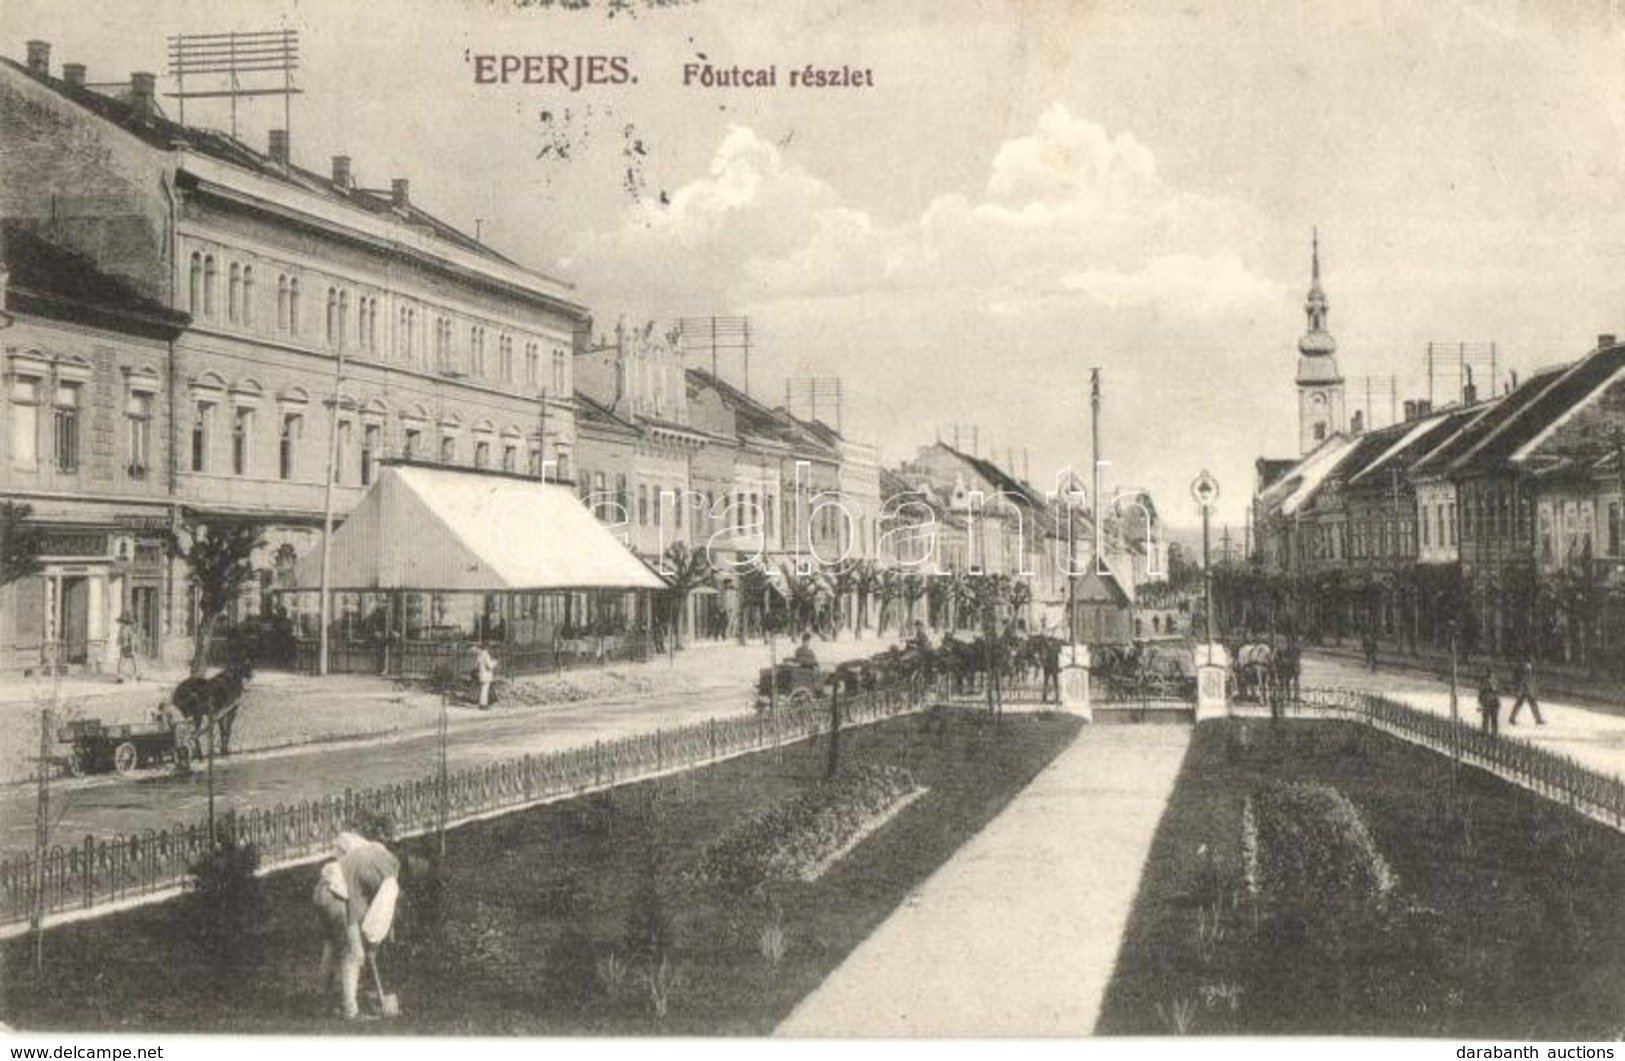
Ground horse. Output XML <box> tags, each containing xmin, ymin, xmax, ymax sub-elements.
<box><xmin>1272</xmin><ymin>643</ymin><xmax>1302</xmax><ymax>704</ymax></box>
<box><xmin>172</xmin><ymin>658</ymin><xmax>253</xmax><ymax>757</ymax></box>
<box><xmin>1232</xmin><ymin>642</ymin><xmax>1274</xmax><ymax>703</ymax></box>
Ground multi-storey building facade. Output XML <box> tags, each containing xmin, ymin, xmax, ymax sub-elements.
<box><xmin>2</xmin><ymin>42</ymin><xmax>588</xmax><ymax>668</ymax></box>
<box><xmin>1</xmin><ymin>223</ymin><xmax>189</xmax><ymax>672</ymax></box>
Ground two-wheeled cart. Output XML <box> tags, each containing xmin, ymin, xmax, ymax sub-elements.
<box><xmin>57</xmin><ymin>717</ymin><xmax>197</xmax><ymax>778</ymax></box>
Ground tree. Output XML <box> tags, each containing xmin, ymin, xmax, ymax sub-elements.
<box><xmin>901</xmin><ymin>572</ymin><xmax>926</xmax><ymax>628</ymax></box>
<box><xmin>830</xmin><ymin>562</ymin><xmax>859</xmax><ymax>637</ymax></box>
<box><xmin>172</xmin><ymin>519</ymin><xmax>264</xmax><ymax>677</ymax></box>
<box><xmin>2</xmin><ymin>501</ymin><xmax>43</xmax><ymax>587</ymax></box>
<box><xmin>852</xmin><ymin>559</ymin><xmax>881</xmax><ymax>634</ymax></box>
<box><xmin>659</xmin><ymin>541</ymin><xmax>712</xmax><ymax>650</ymax></box>
<box><xmin>876</xmin><ymin>567</ymin><xmax>901</xmax><ymax>634</ymax></box>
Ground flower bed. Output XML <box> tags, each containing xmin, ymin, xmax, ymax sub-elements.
<box><xmin>1251</xmin><ymin>780</ymin><xmax>1395</xmax><ymax>909</ymax></box>
<box><xmin>697</xmin><ymin>764</ymin><xmax>920</xmax><ymax>894</ymax></box>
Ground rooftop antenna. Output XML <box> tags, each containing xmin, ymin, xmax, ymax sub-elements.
<box><xmin>167</xmin><ymin>28</ymin><xmax>300</xmax><ymax>143</ymax></box>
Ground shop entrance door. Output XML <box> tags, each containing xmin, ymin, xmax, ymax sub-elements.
<box><xmin>132</xmin><ymin>585</ymin><xmax>161</xmax><ymax>658</ymax></box>
<box><xmin>61</xmin><ymin>576</ymin><xmax>90</xmax><ymax>664</ymax></box>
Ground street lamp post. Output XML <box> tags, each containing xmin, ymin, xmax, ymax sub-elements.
<box><xmin>1191</xmin><ymin>471</ymin><xmax>1220</xmax><ymax>663</ymax></box>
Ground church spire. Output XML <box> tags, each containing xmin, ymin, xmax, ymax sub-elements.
<box><xmin>1300</xmin><ymin>227</ymin><xmax>1333</xmax><ymax>351</ymax></box>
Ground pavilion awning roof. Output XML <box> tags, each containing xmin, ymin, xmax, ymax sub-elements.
<box><xmin>295</xmin><ymin>464</ymin><xmax>667</xmax><ymax>592</ymax></box>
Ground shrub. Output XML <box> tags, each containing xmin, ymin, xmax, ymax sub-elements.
<box><xmin>696</xmin><ymin>764</ymin><xmax>918</xmax><ymax>894</ymax></box>
<box><xmin>1251</xmin><ymin>781</ymin><xmax>1395</xmax><ymax>911</ymax></box>
<box><xmin>184</xmin><ymin>838</ymin><xmax>263</xmax><ymax>984</ymax></box>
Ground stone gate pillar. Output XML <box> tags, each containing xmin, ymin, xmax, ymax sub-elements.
<box><xmin>1195</xmin><ymin>641</ymin><xmax>1230</xmax><ymax>722</ymax></box>
<box><xmin>1060</xmin><ymin>644</ymin><xmax>1091</xmax><ymax>723</ymax></box>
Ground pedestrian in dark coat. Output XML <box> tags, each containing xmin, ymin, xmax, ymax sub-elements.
<box><xmin>1508</xmin><ymin>657</ymin><xmax>1544</xmax><ymax>725</ymax></box>
<box><xmin>1477</xmin><ymin>668</ymin><xmax>1501</xmax><ymax>736</ymax></box>
<box><xmin>1362</xmin><ymin>628</ymin><xmax>1379</xmax><ymax>671</ymax></box>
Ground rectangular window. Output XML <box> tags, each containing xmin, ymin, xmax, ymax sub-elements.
<box><xmin>475</xmin><ymin>440</ymin><xmax>491</xmax><ymax>469</ymax></box>
<box><xmin>503</xmin><ymin>444</ymin><xmax>517</xmax><ymax>473</ymax></box>
<box><xmin>126</xmin><ymin>391</ymin><xmax>152</xmax><ymax>476</ymax></box>
<box><xmin>362</xmin><ymin>424</ymin><xmax>380</xmax><ymax>486</ymax></box>
<box><xmin>192</xmin><ymin>402</ymin><xmax>212</xmax><ymax>473</ymax></box>
<box><xmin>552</xmin><ymin>351</ymin><xmax>566</xmax><ymax>395</ymax></box>
<box><xmin>440</xmin><ymin>435</ymin><xmax>456</xmax><ymax>463</ymax></box>
<box><xmin>10</xmin><ymin>377</ymin><xmax>39</xmax><ymax>469</ymax></box>
<box><xmin>232</xmin><ymin>407</ymin><xmax>253</xmax><ymax>476</ymax></box>
<box><xmin>405</xmin><ymin>428</ymin><xmax>422</xmax><ymax>460</ymax></box>
<box><xmin>52</xmin><ymin>384</ymin><xmax>80</xmax><ymax>472</ymax></box>
<box><xmin>639</xmin><ymin>484</ymin><xmax>649</xmax><ymax>526</ymax></box>
<box><xmin>1610</xmin><ymin>501</ymin><xmax>1622</xmax><ymax>558</ymax></box>
<box><xmin>280</xmin><ymin>413</ymin><xmax>301</xmax><ymax>480</ymax></box>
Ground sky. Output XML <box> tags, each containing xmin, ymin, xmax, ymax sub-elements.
<box><xmin>6</xmin><ymin>0</ymin><xmax>1625</xmax><ymax>531</ymax></box>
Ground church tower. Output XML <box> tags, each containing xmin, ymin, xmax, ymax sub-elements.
<box><xmin>1296</xmin><ymin>228</ymin><xmax>1345</xmax><ymax>454</ymax></box>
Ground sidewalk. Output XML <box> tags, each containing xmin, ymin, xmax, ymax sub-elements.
<box><xmin>777</xmin><ymin>725</ymin><xmax>1190</xmax><ymax>1037</ymax></box>
<box><xmin>0</xmin><ymin>632</ymin><xmax>901</xmax><ymax>785</ymax></box>
<box><xmin>1307</xmin><ymin>640</ymin><xmax>1625</xmax><ymax>714</ymax></box>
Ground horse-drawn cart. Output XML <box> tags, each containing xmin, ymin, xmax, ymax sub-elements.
<box><xmin>755</xmin><ymin>663</ymin><xmax>827</xmax><ymax>711</ymax></box>
<box><xmin>57</xmin><ymin>717</ymin><xmax>197</xmax><ymax>778</ymax></box>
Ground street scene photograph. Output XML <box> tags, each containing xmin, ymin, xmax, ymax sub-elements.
<box><xmin>2</xmin><ymin>0</ymin><xmax>1625</xmax><ymax>1049</ymax></box>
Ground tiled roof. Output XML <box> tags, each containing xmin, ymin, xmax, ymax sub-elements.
<box><xmin>1</xmin><ymin>220</ymin><xmax>189</xmax><ymax>335</ymax></box>
<box><xmin>4</xmin><ymin>58</ymin><xmax>514</xmax><ymax>269</ymax></box>
<box><xmin>685</xmin><ymin>369</ymin><xmax>839</xmax><ymax>458</ymax></box>
<box><xmin>1409</xmin><ymin>369</ymin><xmax>1561</xmax><ymax>477</ymax></box>
<box><xmin>575</xmin><ymin>392</ymin><xmax>640</xmax><ymax>435</ymax></box>
<box><xmin>1454</xmin><ymin>343</ymin><xmax>1625</xmax><ymax>473</ymax></box>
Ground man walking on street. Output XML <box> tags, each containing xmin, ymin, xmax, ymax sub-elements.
<box><xmin>470</xmin><ymin>641</ymin><xmax>497</xmax><ymax>709</ymax></box>
<box><xmin>1477</xmin><ymin>668</ymin><xmax>1501</xmax><ymax>736</ymax></box>
<box><xmin>1362</xmin><ymin>627</ymin><xmax>1379</xmax><ymax>672</ymax></box>
<box><xmin>115</xmin><ymin>615</ymin><xmax>141</xmax><ymax>683</ymax></box>
<box><xmin>1508</xmin><ymin>656</ymin><xmax>1545</xmax><ymax>725</ymax></box>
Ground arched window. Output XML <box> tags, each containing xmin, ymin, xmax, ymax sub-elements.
<box><xmin>203</xmin><ymin>255</ymin><xmax>217</xmax><ymax>317</ymax></box>
<box><xmin>277</xmin><ymin>275</ymin><xmax>290</xmax><ymax>331</ymax></box>
<box><xmin>242</xmin><ymin>267</ymin><xmax>255</xmax><ymax>326</ymax></box>
<box><xmin>228</xmin><ymin>263</ymin><xmax>242</xmax><ymax>322</ymax></box>
<box><xmin>326</xmin><ymin>288</ymin><xmax>338</xmax><ymax>345</ymax></box>
<box><xmin>367</xmin><ymin>298</ymin><xmax>378</xmax><ymax>352</ymax></box>
<box><xmin>338</xmin><ymin>290</ymin><xmax>349</xmax><ymax>349</ymax></box>
<box><xmin>190</xmin><ymin>253</ymin><xmax>204</xmax><ymax>314</ymax></box>
<box><xmin>289</xmin><ymin>278</ymin><xmax>301</xmax><ymax>332</ymax></box>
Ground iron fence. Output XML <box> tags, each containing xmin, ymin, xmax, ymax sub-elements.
<box><xmin>289</xmin><ymin>634</ymin><xmax>653</xmax><ymax>678</ymax></box>
<box><xmin>1296</xmin><ymin>687</ymin><xmax>1625</xmax><ymax>829</ymax></box>
<box><xmin>0</xmin><ymin>675</ymin><xmax>929</xmax><ymax>929</ymax></box>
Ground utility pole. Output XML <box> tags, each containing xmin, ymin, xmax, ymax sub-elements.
<box><xmin>317</xmin><ymin>316</ymin><xmax>347</xmax><ymax>676</ymax></box>
<box><xmin>31</xmin><ymin>705</ymin><xmax>49</xmax><ymax>976</ymax></box>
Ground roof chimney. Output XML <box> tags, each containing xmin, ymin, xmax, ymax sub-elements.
<box><xmin>26</xmin><ymin>40</ymin><xmax>49</xmax><ymax>77</ymax></box>
<box><xmin>267</xmin><ymin>129</ymin><xmax>289</xmax><ymax>165</ymax></box>
<box><xmin>331</xmin><ymin>155</ymin><xmax>352</xmax><ymax>190</ymax></box>
<box><xmin>1600</xmin><ymin>334</ymin><xmax>1617</xmax><ymax>349</ymax></box>
<box><xmin>1351</xmin><ymin>409</ymin><xmax>1364</xmax><ymax>434</ymax></box>
<box><xmin>1416</xmin><ymin>399</ymin><xmax>1432</xmax><ymax>417</ymax></box>
<box><xmin>129</xmin><ymin>72</ymin><xmax>156</xmax><ymax>120</ymax></box>
<box><xmin>391</xmin><ymin>178</ymin><xmax>410</xmax><ymax>209</ymax></box>
<box><xmin>62</xmin><ymin>63</ymin><xmax>86</xmax><ymax>88</ymax></box>
<box><xmin>1403</xmin><ymin>400</ymin><xmax>1417</xmax><ymax>422</ymax></box>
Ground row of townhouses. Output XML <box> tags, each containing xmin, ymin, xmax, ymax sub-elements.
<box><xmin>1</xmin><ymin>39</ymin><xmax>1159</xmax><ymax>675</ymax></box>
<box><xmin>1251</xmin><ymin>234</ymin><xmax>1625</xmax><ymax>668</ymax></box>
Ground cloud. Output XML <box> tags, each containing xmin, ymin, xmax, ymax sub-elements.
<box><xmin>1061</xmin><ymin>254</ymin><xmax>1281</xmax><ymax>312</ymax></box>
<box><xmin>566</xmin><ymin>103</ymin><xmax>1273</xmax><ymax>319</ymax></box>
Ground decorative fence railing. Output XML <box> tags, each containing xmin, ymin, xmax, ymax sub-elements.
<box><xmin>1295</xmin><ymin>687</ymin><xmax>1625</xmax><ymax>830</ymax></box>
<box><xmin>290</xmin><ymin>633</ymin><xmax>654</xmax><ymax>678</ymax></box>
<box><xmin>0</xmin><ymin>676</ymin><xmax>931</xmax><ymax>930</ymax></box>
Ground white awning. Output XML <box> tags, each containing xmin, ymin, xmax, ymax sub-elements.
<box><xmin>295</xmin><ymin>464</ymin><xmax>667</xmax><ymax>592</ymax></box>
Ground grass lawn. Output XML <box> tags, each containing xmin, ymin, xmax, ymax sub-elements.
<box><xmin>2</xmin><ymin>708</ymin><xmax>1082</xmax><ymax>1035</ymax></box>
<box><xmin>1095</xmin><ymin>719</ymin><xmax>1625</xmax><ymax>1038</ymax></box>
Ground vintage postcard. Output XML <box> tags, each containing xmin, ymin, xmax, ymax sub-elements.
<box><xmin>2</xmin><ymin>0</ymin><xmax>1624</xmax><ymax>1049</ymax></box>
